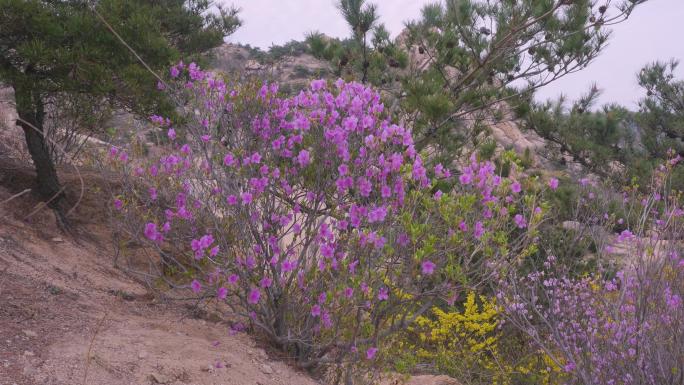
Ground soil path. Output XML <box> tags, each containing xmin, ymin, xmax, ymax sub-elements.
<box><xmin>0</xmin><ymin>179</ymin><xmax>318</xmax><ymax>385</ymax></box>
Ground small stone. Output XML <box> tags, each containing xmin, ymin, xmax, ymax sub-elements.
<box><xmin>23</xmin><ymin>351</ymin><xmax>35</xmax><ymax>357</ymax></box>
<box><xmin>138</xmin><ymin>351</ymin><xmax>148</xmax><ymax>359</ymax></box>
<box><xmin>51</xmin><ymin>237</ymin><xmax>63</xmax><ymax>243</ymax></box>
<box><xmin>22</xmin><ymin>330</ymin><xmax>37</xmax><ymax>338</ymax></box>
<box><xmin>47</xmin><ymin>285</ymin><xmax>62</xmax><ymax>295</ymax></box>
<box><xmin>201</xmin><ymin>365</ymin><xmax>214</xmax><ymax>373</ymax></box>
<box><xmin>149</xmin><ymin>372</ymin><xmax>172</xmax><ymax>384</ymax></box>
<box><xmin>260</xmin><ymin>364</ymin><xmax>274</xmax><ymax>375</ymax></box>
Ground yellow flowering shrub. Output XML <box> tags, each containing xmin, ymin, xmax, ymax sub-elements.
<box><xmin>388</xmin><ymin>292</ymin><xmax>563</xmax><ymax>385</ymax></box>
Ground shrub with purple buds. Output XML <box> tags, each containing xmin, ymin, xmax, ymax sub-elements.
<box><xmin>108</xmin><ymin>63</ymin><xmax>539</xmax><ymax>373</ymax></box>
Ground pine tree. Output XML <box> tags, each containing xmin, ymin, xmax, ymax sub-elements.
<box><xmin>0</xmin><ymin>0</ymin><xmax>240</xmax><ymax>220</ymax></box>
<box><xmin>637</xmin><ymin>60</ymin><xmax>684</xmax><ymax>156</ymax></box>
<box><xmin>325</xmin><ymin>0</ymin><xmax>647</xmax><ymax>166</ymax></box>
<box><xmin>524</xmin><ymin>86</ymin><xmax>636</xmax><ymax>178</ymax></box>
<box><xmin>337</xmin><ymin>0</ymin><xmax>379</xmax><ymax>84</ymax></box>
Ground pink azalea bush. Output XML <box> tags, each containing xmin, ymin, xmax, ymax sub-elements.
<box><xmin>107</xmin><ymin>63</ymin><xmax>539</xmax><ymax>370</ymax></box>
<box><xmin>500</xmin><ymin>155</ymin><xmax>684</xmax><ymax>385</ymax></box>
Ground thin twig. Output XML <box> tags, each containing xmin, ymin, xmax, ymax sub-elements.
<box><xmin>23</xmin><ymin>186</ymin><xmax>66</xmax><ymax>221</ymax></box>
<box><xmin>0</xmin><ymin>266</ymin><xmax>9</xmax><ymax>298</ymax></box>
<box><xmin>0</xmin><ymin>189</ymin><xmax>31</xmax><ymax>206</ymax></box>
<box><xmin>82</xmin><ymin>310</ymin><xmax>109</xmax><ymax>385</ymax></box>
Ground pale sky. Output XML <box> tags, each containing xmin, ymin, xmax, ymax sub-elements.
<box><xmin>225</xmin><ymin>0</ymin><xmax>684</xmax><ymax>109</ymax></box>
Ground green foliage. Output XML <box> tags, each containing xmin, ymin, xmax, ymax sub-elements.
<box><xmin>0</xmin><ymin>0</ymin><xmax>240</xmax><ymax>208</ymax></box>
<box><xmin>522</xmin><ymin>60</ymin><xmax>684</xmax><ymax>191</ymax></box>
<box><xmin>0</xmin><ymin>0</ymin><xmax>240</xmax><ymax>115</ymax></box>
<box><xmin>525</xmin><ymin>86</ymin><xmax>637</xmax><ymax>178</ymax></box>
<box><xmin>393</xmin><ymin>0</ymin><xmax>644</xmax><ymax>164</ymax></box>
<box><xmin>636</xmin><ymin>59</ymin><xmax>684</xmax><ymax>158</ymax></box>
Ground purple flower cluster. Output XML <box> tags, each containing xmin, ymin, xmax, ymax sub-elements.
<box><xmin>111</xmin><ymin>63</ymin><xmax>541</xmax><ymax>367</ymax></box>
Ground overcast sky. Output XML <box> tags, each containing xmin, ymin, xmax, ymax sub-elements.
<box><xmin>225</xmin><ymin>0</ymin><xmax>684</xmax><ymax>109</ymax></box>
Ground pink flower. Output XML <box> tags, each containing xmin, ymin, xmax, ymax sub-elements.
<box><xmin>228</xmin><ymin>274</ymin><xmax>239</xmax><ymax>285</ymax></box>
<box><xmin>226</xmin><ymin>195</ymin><xmax>238</xmax><ymax>205</ymax></box>
<box><xmin>282</xmin><ymin>259</ymin><xmax>296</xmax><ymax>272</ymax></box>
<box><xmin>297</xmin><ymin>150</ymin><xmax>311</xmax><ymax>167</ymax></box>
<box><xmin>548</xmin><ymin>177</ymin><xmax>559</xmax><ymax>190</ymax></box>
<box><xmin>190</xmin><ymin>279</ymin><xmax>201</xmax><ymax>294</ymax></box>
<box><xmin>223</xmin><ymin>153</ymin><xmax>236</xmax><ymax>167</ymax></box>
<box><xmin>434</xmin><ymin>163</ymin><xmax>447</xmax><ymax>178</ymax></box>
<box><xmin>367</xmin><ymin>205</ymin><xmax>388</xmax><ymax>223</ymax></box>
<box><xmin>113</xmin><ymin>198</ymin><xmax>123</xmax><ymax>210</ymax></box>
<box><xmin>434</xmin><ymin>190</ymin><xmax>443</xmax><ymax>200</ymax></box>
<box><xmin>357</xmin><ymin>177</ymin><xmax>372</xmax><ymax>197</ymax></box>
<box><xmin>310</xmin><ymin>79</ymin><xmax>326</xmax><ymax>91</ymax></box>
<box><xmin>167</xmin><ymin>128</ymin><xmax>176</xmax><ymax>140</ymax></box>
<box><xmin>421</xmin><ymin>260</ymin><xmax>436</xmax><ymax>275</ymax></box>
<box><xmin>617</xmin><ymin>229</ymin><xmax>634</xmax><ymax>242</ymax></box>
<box><xmin>344</xmin><ymin>287</ymin><xmax>354</xmax><ymax>298</ymax></box>
<box><xmin>381</xmin><ymin>185</ymin><xmax>392</xmax><ymax>198</ymax></box>
<box><xmin>311</xmin><ymin>304</ymin><xmax>321</xmax><ymax>317</ymax></box>
<box><xmin>474</xmin><ymin>221</ymin><xmax>484</xmax><ymax>239</ymax></box>
<box><xmin>217</xmin><ymin>287</ymin><xmax>228</xmax><ymax>300</ymax></box>
<box><xmin>377</xmin><ymin>287</ymin><xmax>389</xmax><ymax>301</ymax></box>
<box><xmin>366</xmin><ymin>347</ymin><xmax>378</xmax><ymax>360</ymax></box>
<box><xmin>260</xmin><ymin>277</ymin><xmax>272</xmax><ymax>288</ymax></box>
<box><xmin>241</xmin><ymin>192</ymin><xmax>253</xmax><ymax>205</ymax></box>
<box><xmin>514</xmin><ymin>214</ymin><xmax>527</xmax><ymax>228</ymax></box>
<box><xmin>511</xmin><ymin>181</ymin><xmax>522</xmax><ymax>194</ymax></box>
<box><xmin>338</xmin><ymin>164</ymin><xmax>349</xmax><ymax>175</ymax></box>
<box><xmin>397</xmin><ymin>233</ymin><xmax>409</xmax><ymax>247</ymax></box>
<box><xmin>247</xmin><ymin>288</ymin><xmax>261</xmax><ymax>304</ymax></box>
<box><xmin>459</xmin><ymin>172</ymin><xmax>472</xmax><ymax>185</ymax></box>
<box><xmin>250</xmin><ymin>152</ymin><xmax>262</xmax><ymax>164</ymax></box>
<box><xmin>144</xmin><ymin>222</ymin><xmax>160</xmax><ymax>241</ymax></box>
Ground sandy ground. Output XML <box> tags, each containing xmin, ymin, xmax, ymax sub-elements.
<box><xmin>0</xmin><ymin>164</ymin><xmax>319</xmax><ymax>385</ymax></box>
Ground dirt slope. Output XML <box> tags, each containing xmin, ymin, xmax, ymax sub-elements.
<box><xmin>0</xmin><ymin>166</ymin><xmax>319</xmax><ymax>385</ymax></box>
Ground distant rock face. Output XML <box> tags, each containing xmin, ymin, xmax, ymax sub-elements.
<box><xmin>210</xmin><ymin>44</ymin><xmax>253</xmax><ymax>74</ymax></box>
<box><xmin>210</xmin><ymin>44</ymin><xmax>332</xmax><ymax>91</ymax></box>
<box><xmin>0</xmin><ymin>87</ymin><xmax>16</xmax><ymax>126</ymax></box>
<box><xmin>0</xmin><ymin>86</ymin><xmax>27</xmax><ymax>159</ymax></box>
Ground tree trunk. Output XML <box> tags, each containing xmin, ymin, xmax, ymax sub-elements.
<box><xmin>13</xmin><ymin>82</ymin><xmax>64</xmax><ymax>210</ymax></box>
